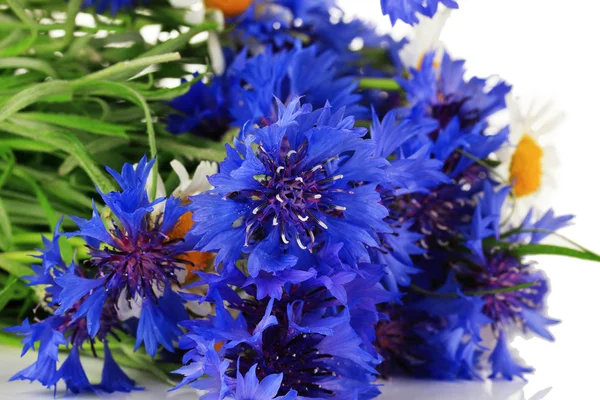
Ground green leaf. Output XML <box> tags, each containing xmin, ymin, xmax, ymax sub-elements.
<box><xmin>0</xmin><ymin>254</ymin><xmax>33</xmax><ymax>278</ymax></box>
<box><xmin>1</xmin><ymin>163</ymin><xmax>94</xmax><ymax>210</ymax></box>
<box><xmin>117</xmin><ymin>345</ymin><xmax>176</xmax><ymax>385</ymax></box>
<box><xmin>141</xmin><ymin>78</ymin><xmax>200</xmax><ymax>101</ymax></box>
<box><xmin>495</xmin><ymin>242</ymin><xmax>600</xmax><ymax>263</ymax></box>
<box><xmin>409</xmin><ymin>281</ymin><xmax>537</xmax><ymax>298</ymax></box>
<box><xmin>43</xmin><ymin>182</ymin><xmax>93</xmax><ymax>210</ymax></box>
<box><xmin>0</xmin><ymin>71</ymin><xmax>46</xmax><ymax>90</ymax></box>
<box><xmin>15</xmin><ymin>170</ymin><xmax>58</xmax><ymax>232</ymax></box>
<box><xmin>59</xmin><ymin>137</ymin><xmax>129</xmax><ymax>176</ymax></box>
<box><xmin>2</xmin><ymin>0</ymin><xmax>38</xmax><ymax>57</ymax></box>
<box><xmin>35</xmin><ymin>0</ymin><xmax>83</xmax><ymax>53</ymax></box>
<box><xmin>72</xmin><ymin>53</ymin><xmax>182</xmax><ymax>85</ymax></box>
<box><xmin>153</xmin><ymin>138</ymin><xmax>227</xmax><ymax>162</ymax></box>
<box><xmin>0</xmin><ymin>81</ymin><xmax>73</xmax><ymax>122</ymax></box>
<box><xmin>18</xmin><ymin>112</ymin><xmax>133</xmax><ymax>138</ymax></box>
<box><xmin>75</xmin><ymin>81</ymin><xmax>158</xmax><ymax>197</ymax></box>
<box><xmin>358</xmin><ymin>77</ymin><xmax>401</xmax><ymax>91</ymax></box>
<box><xmin>0</xmin><ymin>196</ymin><xmax>12</xmax><ymax>251</ymax></box>
<box><xmin>0</xmin><ymin>119</ymin><xmax>116</xmax><ymax>193</ymax></box>
<box><xmin>0</xmin><ymin>138</ymin><xmax>58</xmax><ymax>153</ymax></box>
<box><xmin>0</xmin><ymin>57</ymin><xmax>58</xmax><ymax>78</ymax></box>
<box><xmin>0</xmin><ymin>150</ymin><xmax>16</xmax><ymax>189</ymax></box>
<box><xmin>0</xmin><ymin>275</ymin><xmax>30</xmax><ymax>313</ymax></box>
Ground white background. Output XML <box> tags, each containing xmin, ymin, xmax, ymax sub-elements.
<box><xmin>340</xmin><ymin>0</ymin><xmax>600</xmax><ymax>398</ymax></box>
<box><xmin>2</xmin><ymin>1</ymin><xmax>600</xmax><ymax>399</ymax></box>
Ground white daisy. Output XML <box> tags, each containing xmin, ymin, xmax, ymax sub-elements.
<box><xmin>400</xmin><ymin>7</ymin><xmax>452</xmax><ymax>69</ymax></box>
<box><xmin>170</xmin><ymin>159</ymin><xmax>218</xmax><ymax>198</ymax></box>
<box><xmin>170</xmin><ymin>0</ymin><xmax>206</xmax><ymax>25</ymax></box>
<box><xmin>169</xmin><ymin>0</ymin><xmax>227</xmax><ymax>75</ymax></box>
<box><xmin>496</xmin><ymin>93</ymin><xmax>565</xmax><ymax>223</ymax></box>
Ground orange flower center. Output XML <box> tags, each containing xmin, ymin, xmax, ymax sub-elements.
<box><xmin>509</xmin><ymin>135</ymin><xmax>544</xmax><ymax>198</ymax></box>
<box><xmin>170</xmin><ymin>208</ymin><xmax>213</xmax><ymax>281</ymax></box>
<box><xmin>205</xmin><ymin>0</ymin><xmax>253</xmax><ymax>17</ymax></box>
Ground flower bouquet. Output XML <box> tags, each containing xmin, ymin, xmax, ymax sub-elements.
<box><xmin>0</xmin><ymin>0</ymin><xmax>595</xmax><ymax>398</ymax></box>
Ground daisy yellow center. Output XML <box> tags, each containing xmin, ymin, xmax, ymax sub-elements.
<box><xmin>509</xmin><ymin>134</ymin><xmax>544</xmax><ymax>198</ymax></box>
<box><xmin>205</xmin><ymin>0</ymin><xmax>253</xmax><ymax>17</ymax></box>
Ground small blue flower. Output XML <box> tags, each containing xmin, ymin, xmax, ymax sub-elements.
<box><xmin>228</xmin><ymin>44</ymin><xmax>364</xmax><ymax>127</ymax></box>
<box><xmin>508</xmin><ymin>208</ymin><xmax>574</xmax><ymax>244</ymax></box>
<box><xmin>232</xmin><ymin>1</ymin><xmax>335</xmax><ymax>48</ymax></box>
<box><xmin>489</xmin><ymin>331</ymin><xmax>533</xmax><ymax>380</ymax></box>
<box><xmin>58</xmin><ymin>156</ymin><xmax>195</xmax><ymax>357</ymax></box>
<box><xmin>99</xmin><ymin>342</ymin><xmax>143</xmax><ymax>393</ymax></box>
<box><xmin>167</xmin><ymin>44</ymin><xmax>364</xmax><ymax>137</ymax></box>
<box><xmin>167</xmin><ymin>76</ymin><xmax>232</xmax><ymax>140</ymax></box>
<box><xmin>51</xmin><ymin>347</ymin><xmax>97</xmax><ymax>394</ymax></box>
<box><xmin>397</xmin><ymin>52</ymin><xmax>511</xmax><ymax>133</ymax></box>
<box><xmin>6</xmin><ymin>318</ymin><xmax>66</xmax><ymax>387</ymax></box>
<box><xmin>5</xmin><ymin>221</ymin><xmax>141</xmax><ymax>394</ymax></box>
<box><xmin>375</xmin><ymin>118</ymin><xmax>505</xmax><ymax>277</ymax></box>
<box><xmin>82</xmin><ymin>0</ymin><xmax>146</xmax><ymax>14</ymax></box>
<box><xmin>192</xmin><ymin>99</ymin><xmax>390</xmax><ymax>276</ymax></box>
<box><xmin>456</xmin><ymin>184</ymin><xmax>563</xmax><ymax>341</ymax></box>
<box><xmin>456</xmin><ymin>246</ymin><xmax>559</xmax><ymax>341</ymax></box>
<box><xmin>235</xmin><ymin>364</ymin><xmax>298</xmax><ymax>400</ymax></box>
<box><xmin>178</xmin><ymin>287</ymin><xmax>381</xmax><ymax>399</ymax></box>
<box><xmin>380</xmin><ymin>0</ymin><xmax>458</xmax><ymax>26</ymax></box>
<box><xmin>369</xmin><ymin>108</ymin><xmax>448</xmax><ymax>288</ymax></box>
<box><xmin>375</xmin><ymin>305</ymin><xmax>482</xmax><ymax>380</ymax></box>
<box><xmin>172</xmin><ymin>340</ymin><xmax>232</xmax><ymax>398</ymax></box>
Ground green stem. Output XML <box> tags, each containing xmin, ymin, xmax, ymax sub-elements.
<box><xmin>0</xmin><ymin>57</ymin><xmax>58</xmax><ymax>78</ymax></box>
<box><xmin>72</xmin><ymin>53</ymin><xmax>182</xmax><ymax>85</ymax></box>
<box><xmin>358</xmin><ymin>77</ymin><xmax>401</xmax><ymax>91</ymax></box>
<box><xmin>63</xmin><ymin>0</ymin><xmax>83</xmax><ymax>49</ymax></box>
<box><xmin>494</xmin><ymin>242</ymin><xmax>600</xmax><ymax>263</ymax></box>
<box><xmin>409</xmin><ymin>281</ymin><xmax>536</xmax><ymax>298</ymax></box>
<box><xmin>5</xmin><ymin>0</ymin><xmax>38</xmax><ymax>56</ymax></box>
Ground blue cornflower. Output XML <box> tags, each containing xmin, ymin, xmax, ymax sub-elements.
<box><xmin>191</xmin><ymin>99</ymin><xmax>390</xmax><ymax>276</ymax></box>
<box><xmin>167</xmin><ymin>44</ymin><xmax>364</xmax><ymax>137</ymax></box>
<box><xmin>508</xmin><ymin>208</ymin><xmax>574</xmax><ymax>244</ymax></box>
<box><xmin>56</xmin><ymin>156</ymin><xmax>194</xmax><ymax>357</ymax></box>
<box><xmin>489</xmin><ymin>331</ymin><xmax>533</xmax><ymax>380</ymax></box>
<box><xmin>167</xmin><ymin>76</ymin><xmax>232</xmax><ymax>140</ymax></box>
<box><xmin>231</xmin><ymin>0</ymin><xmax>335</xmax><ymax>48</ymax></box>
<box><xmin>378</xmin><ymin>182</ymin><xmax>567</xmax><ymax>381</ymax></box>
<box><xmin>229</xmin><ymin>0</ymin><xmax>392</xmax><ymax>68</ymax></box>
<box><xmin>82</xmin><ymin>0</ymin><xmax>146</xmax><ymax>14</ymax></box>
<box><xmin>369</xmin><ymin>55</ymin><xmax>511</xmax><ymax>273</ymax></box>
<box><xmin>398</xmin><ymin>52</ymin><xmax>511</xmax><ymax>133</ymax></box>
<box><xmin>7</xmin><ymin>318</ymin><xmax>67</xmax><ymax>389</ymax></box>
<box><xmin>381</xmin><ymin>0</ymin><xmax>458</xmax><ymax>26</ymax></box>
<box><xmin>456</xmin><ymin>250</ymin><xmax>558</xmax><ymax>341</ymax></box>
<box><xmin>374</xmin><ymin>117</ymin><xmax>507</xmax><ymax>283</ymax></box>
<box><xmin>369</xmin><ymin>108</ymin><xmax>448</xmax><ymax>288</ymax></box>
<box><xmin>5</xmin><ymin>222</ymin><xmax>142</xmax><ymax>394</ymax></box>
<box><xmin>449</xmin><ymin>184</ymin><xmax>569</xmax><ymax>379</ymax></box>
<box><xmin>235</xmin><ymin>364</ymin><xmax>298</xmax><ymax>400</ymax></box>
<box><xmin>375</xmin><ymin>302</ymin><xmax>484</xmax><ymax>380</ymax></box>
<box><xmin>228</xmin><ymin>44</ymin><xmax>364</xmax><ymax>127</ymax></box>
<box><xmin>177</xmin><ymin>277</ymin><xmax>383</xmax><ymax>399</ymax></box>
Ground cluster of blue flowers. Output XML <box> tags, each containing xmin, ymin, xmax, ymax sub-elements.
<box><xmin>7</xmin><ymin>1</ymin><xmax>574</xmax><ymax>399</ymax></box>
<box><xmin>381</xmin><ymin>0</ymin><xmax>459</xmax><ymax>26</ymax></box>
